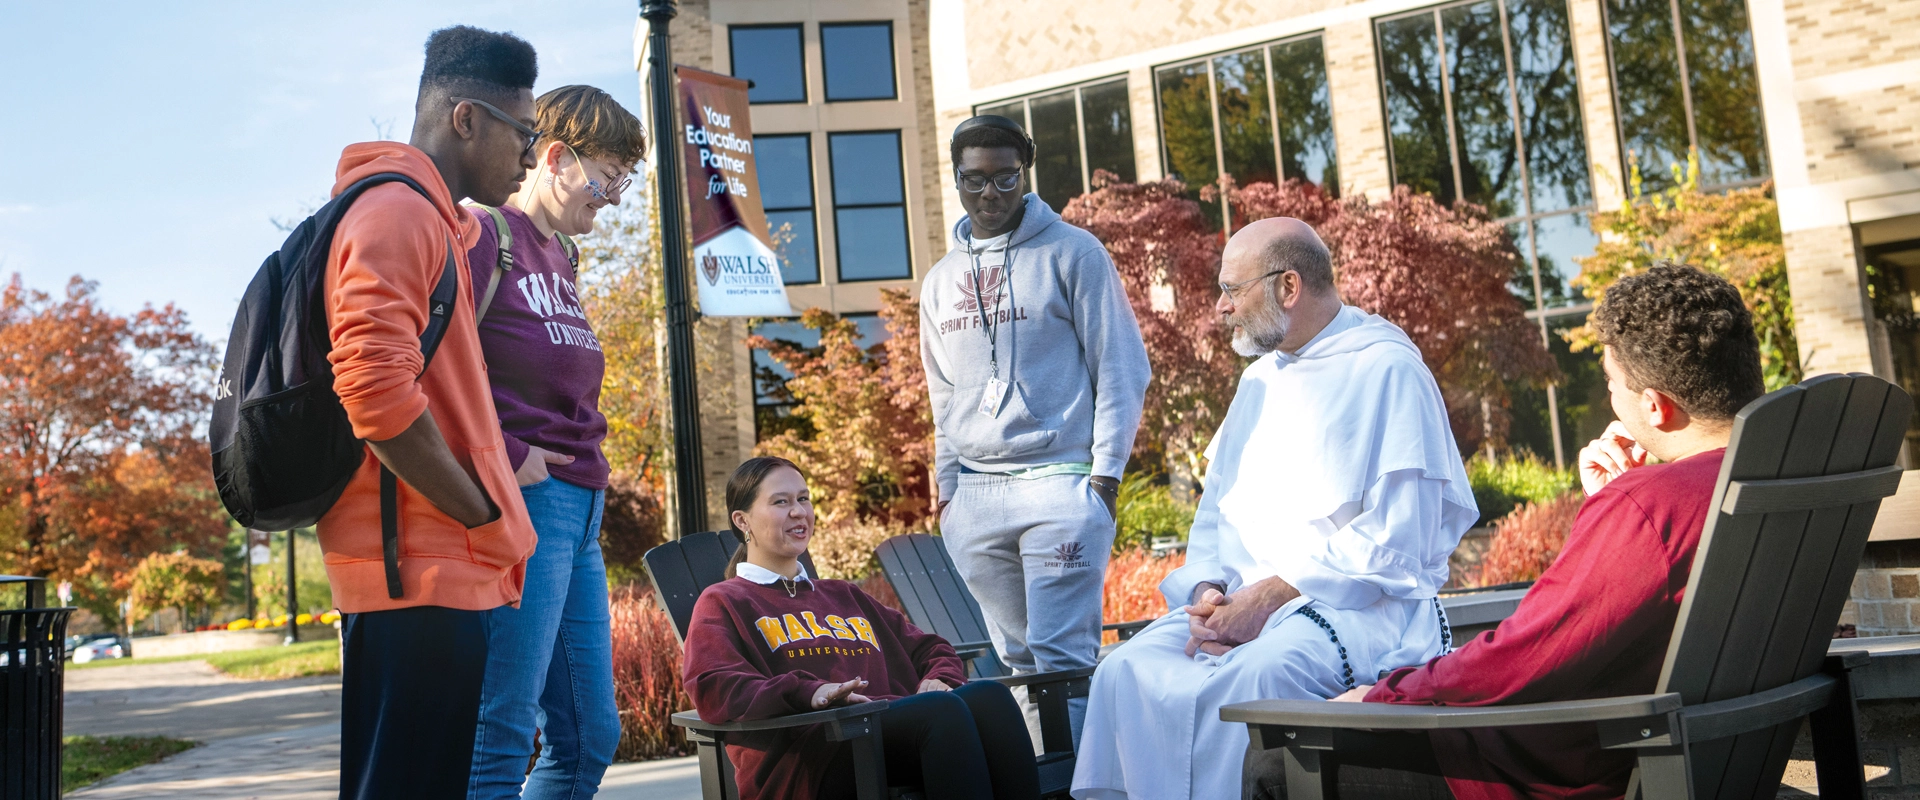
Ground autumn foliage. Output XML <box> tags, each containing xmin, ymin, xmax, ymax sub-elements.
<box><xmin>127</xmin><ymin>551</ymin><xmax>226</xmax><ymax>632</ymax></box>
<box><xmin>1476</xmin><ymin>490</ymin><xmax>1585</xmax><ymax>585</ymax></box>
<box><xmin>1061</xmin><ymin>176</ymin><xmax>1556</xmax><ymax>461</ymax></box>
<box><xmin>1102</xmin><ymin>548</ymin><xmax>1184</xmax><ymax>644</ymax></box>
<box><xmin>0</xmin><ymin>275</ymin><xmax>227</xmax><ymax>616</ymax></box>
<box><xmin>609</xmin><ymin>587</ymin><xmax>693</xmax><ymax>761</ymax></box>
<box><xmin>746</xmin><ymin>288</ymin><xmax>934</xmax><ymax>526</ymax></box>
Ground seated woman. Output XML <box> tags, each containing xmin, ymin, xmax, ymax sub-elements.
<box><xmin>683</xmin><ymin>457</ymin><xmax>1040</xmax><ymax>800</ymax></box>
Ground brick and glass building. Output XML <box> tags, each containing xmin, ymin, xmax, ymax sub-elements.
<box><xmin>641</xmin><ymin>0</ymin><xmax>1920</xmax><ymax>633</ymax></box>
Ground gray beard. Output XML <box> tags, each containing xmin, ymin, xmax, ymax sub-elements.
<box><xmin>1231</xmin><ymin>304</ymin><xmax>1291</xmax><ymax>357</ymax></box>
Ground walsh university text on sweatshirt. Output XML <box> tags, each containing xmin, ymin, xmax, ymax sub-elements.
<box><xmin>683</xmin><ymin>575</ymin><xmax>967</xmax><ymax>800</ymax></box>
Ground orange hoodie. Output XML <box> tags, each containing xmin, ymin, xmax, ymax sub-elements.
<box><xmin>317</xmin><ymin>142</ymin><xmax>535</xmax><ymax>613</ymax></box>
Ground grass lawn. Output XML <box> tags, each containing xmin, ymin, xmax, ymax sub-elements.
<box><xmin>63</xmin><ymin>735</ymin><xmax>197</xmax><ymax>792</ymax></box>
<box><xmin>67</xmin><ymin>639</ymin><xmax>341</xmax><ymax>680</ymax></box>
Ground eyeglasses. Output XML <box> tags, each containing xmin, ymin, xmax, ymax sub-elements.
<box><xmin>451</xmin><ymin>96</ymin><xmax>543</xmax><ymax>158</ymax></box>
<box><xmin>1219</xmin><ymin>269</ymin><xmax>1290</xmax><ymax>300</ymax></box>
<box><xmin>956</xmin><ymin>170</ymin><xmax>1022</xmax><ymax>194</ymax></box>
<box><xmin>566</xmin><ymin>144</ymin><xmax>634</xmax><ymax>201</ymax></box>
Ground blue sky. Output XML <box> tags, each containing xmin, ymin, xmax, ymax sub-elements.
<box><xmin>0</xmin><ymin>1</ymin><xmax>645</xmax><ymax>342</ymax></box>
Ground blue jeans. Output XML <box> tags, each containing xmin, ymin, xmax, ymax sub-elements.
<box><xmin>468</xmin><ymin>477</ymin><xmax>618</xmax><ymax>800</ymax></box>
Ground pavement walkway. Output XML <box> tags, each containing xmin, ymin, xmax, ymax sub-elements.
<box><xmin>63</xmin><ymin>659</ymin><xmax>697</xmax><ymax>800</ymax></box>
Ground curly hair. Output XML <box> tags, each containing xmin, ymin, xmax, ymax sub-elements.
<box><xmin>1590</xmin><ymin>262</ymin><xmax>1765</xmax><ymax>421</ymax></box>
<box><xmin>535</xmin><ymin>85</ymin><xmax>649</xmax><ymax>168</ymax></box>
<box><xmin>951</xmin><ymin>124</ymin><xmax>1033</xmax><ymax>168</ymax></box>
<box><xmin>417</xmin><ymin>26</ymin><xmax>537</xmax><ymax>105</ymax></box>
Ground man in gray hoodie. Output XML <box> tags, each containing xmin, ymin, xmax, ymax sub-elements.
<box><xmin>920</xmin><ymin>115</ymin><xmax>1151</xmax><ymax>748</ymax></box>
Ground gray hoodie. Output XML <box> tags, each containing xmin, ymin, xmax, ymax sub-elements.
<box><xmin>919</xmin><ymin>193</ymin><xmax>1152</xmax><ymax>501</ymax></box>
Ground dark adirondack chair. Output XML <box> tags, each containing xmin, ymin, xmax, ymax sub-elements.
<box><xmin>1221</xmin><ymin>373</ymin><xmax>1912</xmax><ymax>800</ymax></box>
<box><xmin>645</xmin><ymin>529</ymin><xmax>1076</xmax><ymax>799</ymax></box>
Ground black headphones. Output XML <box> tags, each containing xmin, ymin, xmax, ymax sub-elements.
<box><xmin>952</xmin><ymin>114</ymin><xmax>1035</xmax><ymax>168</ymax></box>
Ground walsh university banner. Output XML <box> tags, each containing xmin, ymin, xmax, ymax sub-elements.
<box><xmin>676</xmin><ymin>65</ymin><xmax>793</xmax><ymax>317</ymax></box>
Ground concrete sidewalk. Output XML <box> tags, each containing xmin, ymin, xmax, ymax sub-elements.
<box><xmin>65</xmin><ymin>659</ymin><xmax>697</xmax><ymax>799</ymax></box>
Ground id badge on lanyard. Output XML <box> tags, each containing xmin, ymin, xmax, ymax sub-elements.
<box><xmin>979</xmin><ymin>377</ymin><xmax>1008</xmax><ymax>418</ymax></box>
<box><xmin>969</xmin><ymin>242</ymin><xmax>1013</xmax><ymax>418</ymax></box>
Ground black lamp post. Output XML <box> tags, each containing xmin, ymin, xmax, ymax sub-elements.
<box><xmin>641</xmin><ymin>0</ymin><xmax>710</xmax><ymax>537</ymax></box>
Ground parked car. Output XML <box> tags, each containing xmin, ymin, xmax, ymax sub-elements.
<box><xmin>66</xmin><ymin>633</ymin><xmax>129</xmax><ymax>663</ymax></box>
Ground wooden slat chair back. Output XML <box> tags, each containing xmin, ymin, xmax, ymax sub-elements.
<box><xmin>642</xmin><ymin>529</ymin><xmax>818</xmax><ymax>642</ymax></box>
<box><xmin>1219</xmin><ymin>373</ymin><xmax>1913</xmax><ymax>800</ymax></box>
<box><xmin>875</xmin><ymin>533</ymin><xmax>1008</xmax><ymax>678</ymax></box>
<box><xmin>1646</xmin><ymin>373</ymin><xmax>1911</xmax><ymax>798</ymax></box>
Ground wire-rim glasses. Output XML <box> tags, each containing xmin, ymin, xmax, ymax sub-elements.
<box><xmin>1219</xmin><ymin>269</ymin><xmax>1291</xmax><ymax>300</ymax></box>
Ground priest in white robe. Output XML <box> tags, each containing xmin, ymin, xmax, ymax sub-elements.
<box><xmin>1071</xmin><ymin>218</ymin><xmax>1479</xmax><ymax>800</ymax></box>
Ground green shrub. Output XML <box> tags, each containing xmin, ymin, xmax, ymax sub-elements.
<box><xmin>1114</xmin><ymin>473</ymin><xmax>1197</xmax><ymax>553</ymax></box>
<box><xmin>1467</xmin><ymin>454</ymin><xmax>1577</xmax><ymax>526</ymax></box>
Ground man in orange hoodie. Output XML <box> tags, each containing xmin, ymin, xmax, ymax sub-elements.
<box><xmin>320</xmin><ymin>26</ymin><xmax>541</xmax><ymax>799</ymax></box>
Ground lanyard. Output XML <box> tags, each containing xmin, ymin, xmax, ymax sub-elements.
<box><xmin>966</xmin><ymin>239</ymin><xmax>1014</xmax><ymax>379</ymax></box>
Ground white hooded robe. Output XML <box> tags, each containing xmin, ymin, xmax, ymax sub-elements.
<box><xmin>1071</xmin><ymin>306</ymin><xmax>1478</xmax><ymax>800</ymax></box>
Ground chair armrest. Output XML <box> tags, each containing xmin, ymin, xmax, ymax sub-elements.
<box><xmin>1220</xmin><ymin>692</ymin><xmax>1682</xmax><ymax>731</ymax></box>
<box><xmin>1102</xmin><ymin>619</ymin><xmax>1154</xmax><ymax>641</ymax></box>
<box><xmin>989</xmin><ymin>665</ymin><xmax>1099</xmax><ymax>689</ymax></box>
<box><xmin>671</xmin><ymin>700</ymin><xmax>892</xmax><ymax>734</ymax></box>
<box><xmin>1678</xmin><ymin>673</ymin><xmax>1836</xmax><ymax>743</ymax></box>
<box><xmin>950</xmin><ymin>640</ymin><xmax>993</xmax><ymax>662</ymax></box>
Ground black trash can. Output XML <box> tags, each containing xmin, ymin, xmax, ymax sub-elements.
<box><xmin>1</xmin><ymin>576</ymin><xmax>72</xmax><ymax>800</ymax></box>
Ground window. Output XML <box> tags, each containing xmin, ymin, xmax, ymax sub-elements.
<box><xmin>820</xmin><ymin>23</ymin><xmax>897</xmax><ymax>102</ymax></box>
<box><xmin>1154</xmin><ymin>34</ymin><xmax>1340</xmax><ymax>228</ymax></box>
<box><xmin>752</xmin><ymin>314</ymin><xmax>892</xmax><ymax>439</ymax></box>
<box><xmin>828</xmin><ymin>131</ymin><xmax>912</xmax><ymax>281</ymax></box>
<box><xmin>730</xmin><ymin>25</ymin><xmax>806</xmax><ymax>104</ymax></box>
<box><xmin>755</xmin><ymin>134</ymin><xmax>818</xmax><ymax>284</ymax></box>
<box><xmin>1375</xmin><ymin>0</ymin><xmax>1594</xmax><ymax>311</ymax></box>
<box><xmin>975</xmin><ymin>78</ymin><xmax>1137</xmax><ymax>214</ymax></box>
<box><xmin>1604</xmin><ymin>0</ymin><xmax>1767</xmax><ymax>190</ymax></box>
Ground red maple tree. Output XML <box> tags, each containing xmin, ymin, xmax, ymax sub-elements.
<box><xmin>1063</xmin><ymin>176</ymin><xmax>1555</xmax><ymax>462</ymax></box>
<box><xmin>0</xmin><ymin>275</ymin><xmax>227</xmax><ymax>608</ymax></box>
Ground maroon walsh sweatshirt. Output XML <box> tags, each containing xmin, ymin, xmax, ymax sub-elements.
<box><xmin>682</xmin><ymin>574</ymin><xmax>969</xmax><ymax>800</ymax></box>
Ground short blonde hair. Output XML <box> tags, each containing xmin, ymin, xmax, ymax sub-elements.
<box><xmin>535</xmin><ymin>85</ymin><xmax>648</xmax><ymax>167</ymax></box>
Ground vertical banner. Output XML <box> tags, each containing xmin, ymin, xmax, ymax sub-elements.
<box><xmin>676</xmin><ymin>65</ymin><xmax>794</xmax><ymax>317</ymax></box>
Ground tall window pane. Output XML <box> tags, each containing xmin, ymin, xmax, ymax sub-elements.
<box><xmin>1080</xmin><ymin>80</ymin><xmax>1137</xmax><ymax>183</ymax></box>
<box><xmin>756</xmin><ymin>134</ymin><xmax>818</xmax><ymax>284</ymax></box>
<box><xmin>821</xmin><ymin>23</ymin><xmax>897</xmax><ymax>102</ymax></box>
<box><xmin>1508</xmin><ymin>0</ymin><xmax>1590</xmax><ymax>212</ymax></box>
<box><xmin>1680</xmin><ymin>0</ymin><xmax>1767</xmax><ymax>184</ymax></box>
<box><xmin>1379</xmin><ymin>14</ymin><xmax>1457</xmax><ymax>203</ymax></box>
<box><xmin>1030</xmin><ymin>91</ymin><xmax>1084</xmax><ymax>212</ymax></box>
<box><xmin>730</xmin><ymin>25</ymin><xmax>805</xmax><ymax>104</ymax></box>
<box><xmin>1443</xmin><ymin>1</ymin><xmax>1524</xmax><ymax>217</ymax></box>
<box><xmin>1607</xmin><ymin>0</ymin><xmax>1693</xmax><ymax>189</ymax></box>
<box><xmin>1270</xmin><ymin>37</ymin><xmax>1340</xmax><ymax>193</ymax></box>
<box><xmin>1214</xmin><ymin>51</ymin><xmax>1277</xmax><ymax>188</ymax></box>
<box><xmin>1156</xmin><ymin>62</ymin><xmax>1219</xmax><ymax>191</ymax></box>
<box><xmin>828</xmin><ymin>131</ymin><xmax>911</xmax><ymax>281</ymax></box>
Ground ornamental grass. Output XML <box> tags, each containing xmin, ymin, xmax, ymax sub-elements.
<box><xmin>1103</xmin><ymin>548</ymin><xmax>1184</xmax><ymax>644</ymax></box>
<box><xmin>610</xmin><ymin>587</ymin><xmax>693</xmax><ymax>762</ymax></box>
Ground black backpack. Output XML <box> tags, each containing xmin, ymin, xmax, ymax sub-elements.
<box><xmin>210</xmin><ymin>173</ymin><xmax>457</xmax><ymax>599</ymax></box>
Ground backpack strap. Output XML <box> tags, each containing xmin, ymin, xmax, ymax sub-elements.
<box><xmin>474</xmin><ymin>205</ymin><xmax>514</xmax><ymax>324</ymax></box>
<box><xmin>558</xmin><ymin>232</ymin><xmax>579</xmax><ymax>269</ymax></box>
<box><xmin>381</xmin><ymin>238</ymin><xmax>461</xmax><ymax>599</ymax></box>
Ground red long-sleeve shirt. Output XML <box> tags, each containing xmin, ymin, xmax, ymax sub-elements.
<box><xmin>683</xmin><ymin>575</ymin><xmax>968</xmax><ymax>800</ymax></box>
<box><xmin>1367</xmin><ymin>449</ymin><xmax>1725</xmax><ymax>800</ymax></box>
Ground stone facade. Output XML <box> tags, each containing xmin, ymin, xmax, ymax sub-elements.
<box><xmin>1323</xmin><ymin>20</ymin><xmax>1392</xmax><ymax>200</ymax></box>
<box><xmin>1783</xmin><ymin>224</ymin><xmax>1879</xmax><ymax>376</ymax></box>
<box><xmin>1854</xmin><ymin>540</ymin><xmax>1920</xmax><ymax>637</ymax></box>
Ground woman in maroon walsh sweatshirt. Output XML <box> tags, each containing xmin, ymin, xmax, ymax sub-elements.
<box><xmin>683</xmin><ymin>457</ymin><xmax>1041</xmax><ymax>800</ymax></box>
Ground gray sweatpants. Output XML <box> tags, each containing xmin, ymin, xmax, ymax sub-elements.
<box><xmin>942</xmin><ymin>471</ymin><xmax>1115</xmax><ymax>753</ymax></box>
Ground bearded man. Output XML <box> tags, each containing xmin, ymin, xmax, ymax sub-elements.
<box><xmin>1071</xmin><ymin>218</ymin><xmax>1478</xmax><ymax>800</ymax></box>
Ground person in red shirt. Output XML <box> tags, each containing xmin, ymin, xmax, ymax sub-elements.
<box><xmin>683</xmin><ymin>457</ymin><xmax>1041</xmax><ymax>800</ymax></box>
<box><xmin>1245</xmin><ymin>264</ymin><xmax>1769</xmax><ymax>800</ymax></box>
